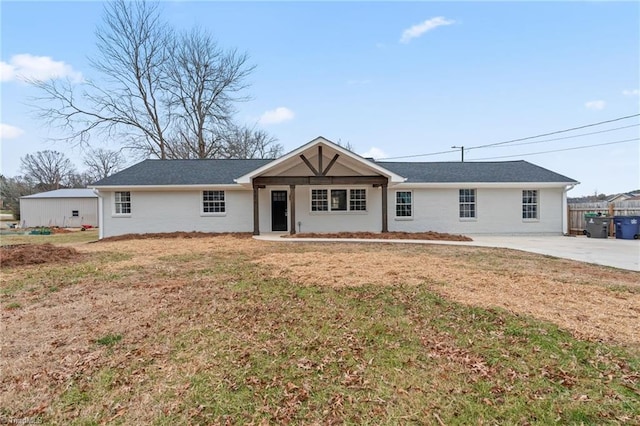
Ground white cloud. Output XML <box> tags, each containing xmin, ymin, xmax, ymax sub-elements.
<box><xmin>585</xmin><ymin>100</ymin><xmax>606</xmax><ymax>110</ymax></box>
<box><xmin>0</xmin><ymin>123</ymin><xmax>25</xmax><ymax>140</ymax></box>
<box><xmin>360</xmin><ymin>147</ymin><xmax>388</xmax><ymax>160</ymax></box>
<box><xmin>400</xmin><ymin>17</ymin><xmax>455</xmax><ymax>44</ymax></box>
<box><xmin>258</xmin><ymin>107</ymin><xmax>295</xmax><ymax>125</ymax></box>
<box><xmin>622</xmin><ymin>89</ymin><xmax>639</xmax><ymax>96</ymax></box>
<box><xmin>0</xmin><ymin>54</ymin><xmax>82</xmax><ymax>83</ymax></box>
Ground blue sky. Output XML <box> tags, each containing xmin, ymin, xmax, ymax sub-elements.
<box><xmin>1</xmin><ymin>1</ymin><xmax>638</xmax><ymax>196</ymax></box>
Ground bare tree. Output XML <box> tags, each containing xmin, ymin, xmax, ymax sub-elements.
<box><xmin>20</xmin><ymin>151</ymin><xmax>77</xmax><ymax>191</ymax></box>
<box><xmin>164</xmin><ymin>28</ymin><xmax>254</xmax><ymax>159</ymax></box>
<box><xmin>31</xmin><ymin>0</ymin><xmax>270</xmax><ymax>160</ymax></box>
<box><xmin>335</xmin><ymin>138</ymin><xmax>354</xmax><ymax>152</ymax></box>
<box><xmin>0</xmin><ymin>175</ymin><xmax>36</xmax><ymax>220</ymax></box>
<box><xmin>222</xmin><ymin>124</ymin><xmax>284</xmax><ymax>159</ymax></box>
<box><xmin>66</xmin><ymin>172</ymin><xmax>95</xmax><ymax>188</ymax></box>
<box><xmin>84</xmin><ymin>148</ymin><xmax>125</xmax><ymax>181</ymax></box>
<box><xmin>33</xmin><ymin>1</ymin><xmax>172</xmax><ymax>157</ymax></box>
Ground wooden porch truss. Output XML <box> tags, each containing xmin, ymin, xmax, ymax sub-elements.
<box><xmin>252</xmin><ymin>146</ymin><xmax>389</xmax><ymax>235</ymax></box>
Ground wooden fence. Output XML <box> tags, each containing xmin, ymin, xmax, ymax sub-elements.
<box><xmin>568</xmin><ymin>200</ymin><xmax>640</xmax><ymax>235</ymax></box>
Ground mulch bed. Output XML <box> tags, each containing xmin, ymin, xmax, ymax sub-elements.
<box><xmin>0</xmin><ymin>244</ymin><xmax>83</xmax><ymax>268</ymax></box>
<box><xmin>99</xmin><ymin>231</ymin><xmax>254</xmax><ymax>242</ymax></box>
<box><xmin>282</xmin><ymin>231</ymin><xmax>473</xmax><ymax>241</ymax></box>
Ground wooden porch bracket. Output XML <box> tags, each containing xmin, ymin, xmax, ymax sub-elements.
<box><xmin>300</xmin><ymin>154</ymin><xmax>319</xmax><ymax>176</ymax></box>
<box><xmin>322</xmin><ymin>154</ymin><xmax>340</xmax><ymax>175</ymax></box>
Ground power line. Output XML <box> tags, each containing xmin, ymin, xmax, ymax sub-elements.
<box><xmin>382</xmin><ymin>113</ymin><xmax>640</xmax><ymax>160</ymax></box>
<box><xmin>384</xmin><ymin>148</ymin><xmax>459</xmax><ymax>160</ymax></box>
<box><xmin>468</xmin><ymin>124</ymin><xmax>640</xmax><ymax>150</ymax></box>
<box><xmin>468</xmin><ymin>138</ymin><xmax>639</xmax><ymax>161</ymax></box>
<box><xmin>467</xmin><ymin>113</ymin><xmax>640</xmax><ymax>151</ymax></box>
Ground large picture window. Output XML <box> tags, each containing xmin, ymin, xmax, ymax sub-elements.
<box><xmin>114</xmin><ymin>191</ymin><xmax>131</xmax><ymax>215</ymax></box>
<box><xmin>395</xmin><ymin>191</ymin><xmax>412</xmax><ymax>217</ymax></box>
<box><xmin>311</xmin><ymin>188</ymin><xmax>366</xmax><ymax>212</ymax></box>
<box><xmin>203</xmin><ymin>190</ymin><xmax>225</xmax><ymax>213</ymax></box>
<box><xmin>522</xmin><ymin>190</ymin><xmax>538</xmax><ymax>219</ymax></box>
<box><xmin>331</xmin><ymin>190</ymin><xmax>347</xmax><ymax>211</ymax></box>
<box><xmin>459</xmin><ymin>189</ymin><xmax>476</xmax><ymax>219</ymax></box>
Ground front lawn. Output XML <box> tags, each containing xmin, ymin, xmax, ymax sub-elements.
<box><xmin>1</xmin><ymin>235</ymin><xmax>638</xmax><ymax>424</ymax></box>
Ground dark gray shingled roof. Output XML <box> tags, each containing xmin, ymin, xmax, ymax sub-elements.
<box><xmin>92</xmin><ymin>159</ymin><xmax>271</xmax><ymax>186</ymax></box>
<box><xmin>379</xmin><ymin>160</ymin><xmax>577</xmax><ymax>183</ymax></box>
<box><xmin>92</xmin><ymin>158</ymin><xmax>577</xmax><ymax>186</ymax></box>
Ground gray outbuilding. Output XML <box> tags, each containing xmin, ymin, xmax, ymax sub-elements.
<box><xmin>20</xmin><ymin>188</ymin><xmax>98</xmax><ymax>228</ymax></box>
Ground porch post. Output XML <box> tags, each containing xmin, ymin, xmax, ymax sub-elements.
<box><xmin>381</xmin><ymin>183</ymin><xmax>388</xmax><ymax>233</ymax></box>
<box><xmin>289</xmin><ymin>185</ymin><xmax>296</xmax><ymax>235</ymax></box>
<box><xmin>253</xmin><ymin>186</ymin><xmax>260</xmax><ymax>235</ymax></box>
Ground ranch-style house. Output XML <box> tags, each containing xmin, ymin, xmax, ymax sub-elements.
<box><xmin>90</xmin><ymin>136</ymin><xmax>578</xmax><ymax>239</ymax></box>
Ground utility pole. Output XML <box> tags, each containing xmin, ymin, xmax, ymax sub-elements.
<box><xmin>451</xmin><ymin>145</ymin><xmax>464</xmax><ymax>162</ymax></box>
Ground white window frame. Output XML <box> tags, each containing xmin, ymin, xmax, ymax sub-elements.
<box><xmin>522</xmin><ymin>189</ymin><xmax>539</xmax><ymax>221</ymax></box>
<box><xmin>459</xmin><ymin>189</ymin><xmax>477</xmax><ymax>220</ymax></box>
<box><xmin>202</xmin><ymin>190</ymin><xmax>226</xmax><ymax>216</ymax></box>
<box><xmin>309</xmin><ymin>188</ymin><xmax>368</xmax><ymax>213</ymax></box>
<box><xmin>395</xmin><ymin>190</ymin><xmax>413</xmax><ymax>220</ymax></box>
<box><xmin>311</xmin><ymin>189</ymin><xmax>329</xmax><ymax>212</ymax></box>
<box><xmin>113</xmin><ymin>191</ymin><xmax>131</xmax><ymax>216</ymax></box>
<box><xmin>349</xmin><ymin>188</ymin><xmax>367</xmax><ymax>211</ymax></box>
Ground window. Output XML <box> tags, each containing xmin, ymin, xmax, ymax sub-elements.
<box><xmin>114</xmin><ymin>191</ymin><xmax>131</xmax><ymax>214</ymax></box>
<box><xmin>522</xmin><ymin>190</ymin><xmax>538</xmax><ymax>219</ymax></box>
<box><xmin>311</xmin><ymin>188</ymin><xmax>367</xmax><ymax>212</ymax></box>
<box><xmin>331</xmin><ymin>190</ymin><xmax>347</xmax><ymax>211</ymax></box>
<box><xmin>203</xmin><ymin>191</ymin><xmax>225</xmax><ymax>213</ymax></box>
<box><xmin>459</xmin><ymin>189</ymin><xmax>476</xmax><ymax>219</ymax></box>
<box><xmin>396</xmin><ymin>191</ymin><xmax>412</xmax><ymax>217</ymax></box>
<box><xmin>311</xmin><ymin>189</ymin><xmax>328</xmax><ymax>211</ymax></box>
<box><xmin>350</xmin><ymin>189</ymin><xmax>367</xmax><ymax>211</ymax></box>
<box><xmin>72</xmin><ymin>210</ymin><xmax>79</xmax><ymax>217</ymax></box>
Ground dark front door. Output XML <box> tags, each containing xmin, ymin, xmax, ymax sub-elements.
<box><xmin>271</xmin><ymin>191</ymin><xmax>288</xmax><ymax>232</ymax></box>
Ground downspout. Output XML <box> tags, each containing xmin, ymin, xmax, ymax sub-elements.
<box><xmin>562</xmin><ymin>183</ymin><xmax>577</xmax><ymax>235</ymax></box>
<box><xmin>92</xmin><ymin>188</ymin><xmax>104</xmax><ymax>240</ymax></box>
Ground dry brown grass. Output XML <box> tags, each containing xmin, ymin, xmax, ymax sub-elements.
<box><xmin>253</xmin><ymin>244</ymin><xmax>640</xmax><ymax>346</ymax></box>
<box><xmin>1</xmin><ymin>235</ymin><xmax>638</xmax><ymax>423</ymax></box>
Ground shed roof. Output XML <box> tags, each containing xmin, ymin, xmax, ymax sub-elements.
<box><xmin>91</xmin><ymin>158</ymin><xmax>577</xmax><ymax>187</ymax></box>
<box><xmin>21</xmin><ymin>188</ymin><xmax>98</xmax><ymax>199</ymax></box>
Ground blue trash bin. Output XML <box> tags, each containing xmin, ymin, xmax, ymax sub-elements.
<box><xmin>613</xmin><ymin>216</ymin><xmax>640</xmax><ymax>240</ymax></box>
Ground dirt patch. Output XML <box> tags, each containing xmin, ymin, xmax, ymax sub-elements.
<box><xmin>282</xmin><ymin>231</ymin><xmax>472</xmax><ymax>241</ymax></box>
<box><xmin>0</xmin><ymin>244</ymin><xmax>83</xmax><ymax>268</ymax></box>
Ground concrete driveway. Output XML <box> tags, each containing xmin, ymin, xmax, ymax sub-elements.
<box><xmin>255</xmin><ymin>234</ymin><xmax>640</xmax><ymax>272</ymax></box>
<box><xmin>459</xmin><ymin>235</ymin><xmax>639</xmax><ymax>272</ymax></box>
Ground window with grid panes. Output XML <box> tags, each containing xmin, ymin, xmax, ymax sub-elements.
<box><xmin>203</xmin><ymin>191</ymin><xmax>225</xmax><ymax>213</ymax></box>
<box><xmin>522</xmin><ymin>190</ymin><xmax>538</xmax><ymax>219</ymax></box>
<box><xmin>395</xmin><ymin>191</ymin><xmax>412</xmax><ymax>217</ymax></box>
<box><xmin>349</xmin><ymin>189</ymin><xmax>366</xmax><ymax>211</ymax></box>
<box><xmin>114</xmin><ymin>191</ymin><xmax>131</xmax><ymax>214</ymax></box>
<box><xmin>459</xmin><ymin>189</ymin><xmax>476</xmax><ymax>218</ymax></box>
<box><xmin>311</xmin><ymin>189</ymin><xmax>328</xmax><ymax>211</ymax></box>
